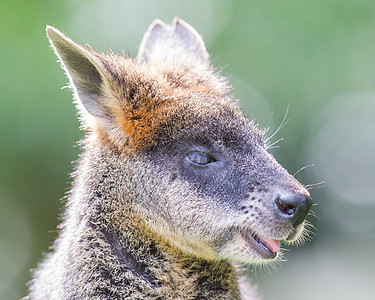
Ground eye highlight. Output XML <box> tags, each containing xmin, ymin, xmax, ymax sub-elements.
<box><xmin>187</xmin><ymin>151</ymin><xmax>215</xmax><ymax>166</ymax></box>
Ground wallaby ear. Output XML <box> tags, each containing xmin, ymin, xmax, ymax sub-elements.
<box><xmin>137</xmin><ymin>17</ymin><xmax>210</xmax><ymax>66</ymax></box>
<box><xmin>46</xmin><ymin>25</ymin><xmax>111</xmax><ymax>119</ymax></box>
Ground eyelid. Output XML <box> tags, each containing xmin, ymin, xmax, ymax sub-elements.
<box><xmin>187</xmin><ymin>151</ymin><xmax>215</xmax><ymax>166</ymax></box>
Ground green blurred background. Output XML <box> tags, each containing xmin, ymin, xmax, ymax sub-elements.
<box><xmin>1</xmin><ymin>0</ymin><xmax>375</xmax><ymax>299</ymax></box>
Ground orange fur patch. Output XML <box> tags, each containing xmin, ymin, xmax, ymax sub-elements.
<box><xmin>116</xmin><ymin>100</ymin><xmax>168</xmax><ymax>149</ymax></box>
<box><xmin>94</xmin><ymin>57</ymin><xmax>227</xmax><ymax>152</ymax></box>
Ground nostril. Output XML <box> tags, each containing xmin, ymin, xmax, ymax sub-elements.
<box><xmin>275</xmin><ymin>196</ymin><xmax>296</xmax><ymax>216</ymax></box>
<box><xmin>274</xmin><ymin>193</ymin><xmax>313</xmax><ymax>226</ymax></box>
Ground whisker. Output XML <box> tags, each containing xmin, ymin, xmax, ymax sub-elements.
<box><xmin>262</xmin><ymin>111</ymin><xmax>274</xmax><ymax>138</ymax></box>
<box><xmin>305</xmin><ymin>181</ymin><xmax>325</xmax><ymax>190</ymax></box>
<box><xmin>304</xmin><ymin>222</ymin><xmax>317</xmax><ymax>235</ymax></box>
<box><xmin>305</xmin><ymin>181</ymin><xmax>324</xmax><ymax>188</ymax></box>
<box><xmin>264</xmin><ymin>106</ymin><xmax>290</xmax><ymax>144</ymax></box>
<box><xmin>307</xmin><ymin>186</ymin><xmax>325</xmax><ymax>191</ymax></box>
<box><xmin>308</xmin><ymin>210</ymin><xmax>319</xmax><ymax>219</ymax></box>
<box><xmin>310</xmin><ymin>205</ymin><xmax>319</xmax><ymax>218</ymax></box>
<box><xmin>261</xmin><ymin>126</ymin><xmax>271</xmax><ymax>139</ymax></box>
<box><xmin>293</xmin><ymin>164</ymin><xmax>314</xmax><ymax>177</ymax></box>
<box><xmin>266</xmin><ymin>138</ymin><xmax>284</xmax><ymax>149</ymax></box>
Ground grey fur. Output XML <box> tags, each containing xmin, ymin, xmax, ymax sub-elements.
<box><xmin>26</xmin><ymin>18</ymin><xmax>312</xmax><ymax>300</ymax></box>
<box><xmin>46</xmin><ymin>25</ymin><xmax>112</xmax><ymax>120</ymax></box>
<box><xmin>138</xmin><ymin>17</ymin><xmax>210</xmax><ymax>66</ymax></box>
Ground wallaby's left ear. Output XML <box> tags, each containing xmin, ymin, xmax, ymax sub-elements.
<box><xmin>137</xmin><ymin>17</ymin><xmax>210</xmax><ymax>66</ymax></box>
<box><xmin>46</xmin><ymin>25</ymin><xmax>112</xmax><ymax>120</ymax></box>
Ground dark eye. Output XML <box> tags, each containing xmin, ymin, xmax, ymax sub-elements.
<box><xmin>187</xmin><ymin>151</ymin><xmax>215</xmax><ymax>166</ymax></box>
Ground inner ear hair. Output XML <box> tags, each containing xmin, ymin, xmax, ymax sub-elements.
<box><xmin>137</xmin><ymin>17</ymin><xmax>210</xmax><ymax>66</ymax></box>
<box><xmin>46</xmin><ymin>25</ymin><xmax>111</xmax><ymax>119</ymax></box>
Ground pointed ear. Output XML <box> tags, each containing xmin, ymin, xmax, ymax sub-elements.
<box><xmin>46</xmin><ymin>25</ymin><xmax>111</xmax><ymax>119</ymax></box>
<box><xmin>137</xmin><ymin>17</ymin><xmax>210</xmax><ymax>66</ymax></box>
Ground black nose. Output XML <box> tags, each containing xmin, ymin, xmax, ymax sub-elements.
<box><xmin>274</xmin><ymin>192</ymin><xmax>312</xmax><ymax>227</ymax></box>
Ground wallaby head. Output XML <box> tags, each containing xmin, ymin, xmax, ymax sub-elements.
<box><xmin>32</xmin><ymin>17</ymin><xmax>313</xmax><ymax>299</ymax></box>
<box><xmin>46</xmin><ymin>17</ymin><xmax>312</xmax><ymax>264</ymax></box>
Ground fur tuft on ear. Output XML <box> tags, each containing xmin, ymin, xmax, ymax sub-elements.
<box><xmin>46</xmin><ymin>20</ymin><xmax>223</xmax><ymax>150</ymax></box>
<box><xmin>137</xmin><ymin>17</ymin><xmax>210</xmax><ymax>66</ymax></box>
<box><xmin>46</xmin><ymin>25</ymin><xmax>112</xmax><ymax>120</ymax></box>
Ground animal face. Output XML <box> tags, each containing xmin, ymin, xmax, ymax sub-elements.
<box><xmin>132</xmin><ymin>96</ymin><xmax>312</xmax><ymax>264</ymax></box>
<box><xmin>46</xmin><ymin>18</ymin><xmax>312</xmax><ymax>265</ymax></box>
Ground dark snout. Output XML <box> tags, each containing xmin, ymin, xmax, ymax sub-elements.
<box><xmin>274</xmin><ymin>192</ymin><xmax>312</xmax><ymax>228</ymax></box>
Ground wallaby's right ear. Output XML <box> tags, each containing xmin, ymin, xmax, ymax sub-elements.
<box><xmin>46</xmin><ymin>25</ymin><xmax>111</xmax><ymax>120</ymax></box>
<box><xmin>137</xmin><ymin>18</ymin><xmax>210</xmax><ymax>66</ymax></box>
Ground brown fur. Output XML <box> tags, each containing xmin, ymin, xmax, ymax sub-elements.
<box><xmin>26</xmin><ymin>18</ymin><xmax>312</xmax><ymax>300</ymax></box>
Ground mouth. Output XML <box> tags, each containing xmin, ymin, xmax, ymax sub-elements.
<box><xmin>241</xmin><ymin>230</ymin><xmax>281</xmax><ymax>260</ymax></box>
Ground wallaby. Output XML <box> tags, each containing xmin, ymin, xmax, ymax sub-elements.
<box><xmin>27</xmin><ymin>18</ymin><xmax>313</xmax><ymax>299</ymax></box>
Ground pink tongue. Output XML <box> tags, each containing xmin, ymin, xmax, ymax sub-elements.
<box><xmin>261</xmin><ymin>236</ymin><xmax>280</xmax><ymax>253</ymax></box>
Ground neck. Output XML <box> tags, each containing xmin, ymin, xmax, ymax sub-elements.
<box><xmin>96</xmin><ymin>216</ymin><xmax>241</xmax><ymax>298</ymax></box>
<box><xmin>65</xmin><ymin>143</ymin><xmax>242</xmax><ymax>298</ymax></box>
